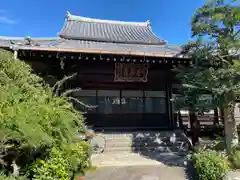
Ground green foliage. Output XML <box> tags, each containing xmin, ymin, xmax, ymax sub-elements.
<box><xmin>0</xmin><ymin>49</ymin><xmax>85</xmax><ymax>144</ymax></box>
<box><xmin>65</xmin><ymin>141</ymin><xmax>91</xmax><ymax>173</ymax></box>
<box><xmin>174</xmin><ymin>0</ymin><xmax>240</xmax><ymax>152</ymax></box>
<box><xmin>231</xmin><ymin>150</ymin><xmax>240</xmax><ymax>169</ymax></box>
<box><xmin>0</xmin><ymin>174</ymin><xmax>27</xmax><ymax>180</ymax></box>
<box><xmin>30</xmin><ymin>147</ymin><xmax>70</xmax><ymax>180</ymax></box>
<box><xmin>192</xmin><ymin>149</ymin><xmax>230</xmax><ymax>180</ymax></box>
<box><xmin>30</xmin><ymin>142</ymin><xmax>91</xmax><ymax>180</ymax></box>
<box><xmin>194</xmin><ymin>136</ymin><xmax>226</xmax><ymax>152</ymax></box>
<box><xmin>229</xmin><ymin>146</ymin><xmax>240</xmax><ymax>169</ymax></box>
<box><xmin>0</xmin><ymin>49</ymin><xmax>85</xmax><ymax>149</ymax></box>
<box><xmin>0</xmin><ymin>48</ymin><xmax>88</xmax><ymax>177</ymax></box>
<box><xmin>175</xmin><ymin>0</ymin><xmax>240</xmax><ymax>106</ymax></box>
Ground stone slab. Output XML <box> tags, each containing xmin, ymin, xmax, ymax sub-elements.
<box><xmin>91</xmin><ymin>152</ymin><xmax>161</xmax><ymax>167</ymax></box>
<box><xmin>224</xmin><ymin>171</ymin><xmax>240</xmax><ymax>180</ymax></box>
<box><xmin>91</xmin><ymin>152</ymin><xmax>188</xmax><ymax>167</ymax></box>
<box><xmin>85</xmin><ymin>165</ymin><xmax>192</xmax><ymax>180</ymax></box>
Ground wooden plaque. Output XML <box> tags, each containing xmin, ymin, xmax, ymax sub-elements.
<box><xmin>114</xmin><ymin>63</ymin><xmax>149</xmax><ymax>82</ymax></box>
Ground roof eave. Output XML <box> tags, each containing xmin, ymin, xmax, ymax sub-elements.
<box><xmin>15</xmin><ymin>46</ymin><xmax>186</xmax><ymax>58</ymax></box>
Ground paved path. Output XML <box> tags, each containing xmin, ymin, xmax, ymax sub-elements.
<box><xmin>91</xmin><ymin>152</ymin><xmax>162</xmax><ymax>167</ymax></box>
<box><xmin>85</xmin><ymin>165</ymin><xmax>194</xmax><ymax>180</ymax></box>
<box><xmin>91</xmin><ymin>152</ymin><xmax>189</xmax><ymax>167</ymax></box>
<box><xmin>85</xmin><ymin>152</ymin><xmax>195</xmax><ymax>180</ymax></box>
<box><xmin>224</xmin><ymin>171</ymin><xmax>240</xmax><ymax>180</ymax></box>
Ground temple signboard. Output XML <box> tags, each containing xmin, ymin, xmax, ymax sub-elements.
<box><xmin>114</xmin><ymin>63</ymin><xmax>149</xmax><ymax>82</ymax></box>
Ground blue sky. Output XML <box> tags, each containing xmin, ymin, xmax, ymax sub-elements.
<box><xmin>0</xmin><ymin>0</ymin><xmax>205</xmax><ymax>45</ymax></box>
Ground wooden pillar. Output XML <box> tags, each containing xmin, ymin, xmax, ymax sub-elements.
<box><xmin>166</xmin><ymin>81</ymin><xmax>174</xmax><ymax>129</ymax></box>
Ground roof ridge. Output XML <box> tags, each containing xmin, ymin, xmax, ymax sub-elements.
<box><xmin>66</xmin><ymin>11</ymin><xmax>150</xmax><ymax>27</ymax></box>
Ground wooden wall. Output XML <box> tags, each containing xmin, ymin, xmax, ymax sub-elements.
<box><xmin>20</xmin><ymin>52</ymin><xmax>181</xmax><ymax>129</ymax></box>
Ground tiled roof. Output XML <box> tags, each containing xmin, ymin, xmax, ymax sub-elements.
<box><xmin>59</xmin><ymin>12</ymin><xmax>166</xmax><ymax>45</ymax></box>
<box><xmin>0</xmin><ymin>36</ymin><xmax>58</xmax><ymax>48</ymax></box>
<box><xmin>0</xmin><ymin>12</ymin><xmax>184</xmax><ymax>58</ymax></box>
<box><xmin>53</xmin><ymin>39</ymin><xmax>181</xmax><ymax>55</ymax></box>
<box><xmin>0</xmin><ymin>37</ymin><xmax>182</xmax><ymax>57</ymax></box>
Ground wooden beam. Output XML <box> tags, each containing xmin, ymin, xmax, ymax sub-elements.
<box><xmin>19</xmin><ymin>46</ymin><xmax>185</xmax><ymax>58</ymax></box>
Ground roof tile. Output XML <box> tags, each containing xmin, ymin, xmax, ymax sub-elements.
<box><xmin>59</xmin><ymin>13</ymin><xmax>166</xmax><ymax>45</ymax></box>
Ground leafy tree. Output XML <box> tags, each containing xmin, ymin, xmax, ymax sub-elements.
<box><xmin>175</xmin><ymin>0</ymin><xmax>240</xmax><ymax>152</ymax></box>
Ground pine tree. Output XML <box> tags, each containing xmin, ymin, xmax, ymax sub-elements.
<box><xmin>176</xmin><ymin>0</ymin><xmax>240</xmax><ymax>152</ymax></box>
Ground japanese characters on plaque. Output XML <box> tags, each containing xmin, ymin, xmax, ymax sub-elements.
<box><xmin>114</xmin><ymin>63</ymin><xmax>149</xmax><ymax>82</ymax></box>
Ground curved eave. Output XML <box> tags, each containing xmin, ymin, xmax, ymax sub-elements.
<box><xmin>15</xmin><ymin>46</ymin><xmax>185</xmax><ymax>58</ymax></box>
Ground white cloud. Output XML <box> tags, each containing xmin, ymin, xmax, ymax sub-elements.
<box><xmin>0</xmin><ymin>16</ymin><xmax>16</xmax><ymax>24</ymax></box>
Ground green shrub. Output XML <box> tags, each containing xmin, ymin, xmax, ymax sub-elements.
<box><xmin>0</xmin><ymin>173</ymin><xmax>27</xmax><ymax>180</ymax></box>
<box><xmin>30</xmin><ymin>142</ymin><xmax>91</xmax><ymax>180</ymax></box>
<box><xmin>232</xmin><ymin>150</ymin><xmax>240</xmax><ymax>169</ymax></box>
<box><xmin>230</xmin><ymin>146</ymin><xmax>240</xmax><ymax>169</ymax></box>
<box><xmin>192</xmin><ymin>150</ymin><xmax>230</xmax><ymax>180</ymax></box>
<box><xmin>0</xmin><ymin>49</ymin><xmax>86</xmax><ymax>175</ymax></box>
<box><xmin>0</xmin><ymin>49</ymin><xmax>85</xmax><ymax>147</ymax></box>
<box><xmin>0</xmin><ymin>176</ymin><xmax>27</xmax><ymax>180</ymax></box>
<box><xmin>30</xmin><ymin>147</ymin><xmax>70</xmax><ymax>180</ymax></box>
<box><xmin>66</xmin><ymin>141</ymin><xmax>91</xmax><ymax>173</ymax></box>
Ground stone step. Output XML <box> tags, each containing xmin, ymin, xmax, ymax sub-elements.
<box><xmin>91</xmin><ymin>130</ymin><xmax>190</xmax><ymax>153</ymax></box>
<box><xmin>103</xmin><ymin>131</ymin><xmax>187</xmax><ymax>139</ymax></box>
<box><xmin>103</xmin><ymin>147</ymin><xmax>132</xmax><ymax>153</ymax></box>
<box><xmin>104</xmin><ymin>134</ymin><xmax>185</xmax><ymax>138</ymax></box>
<box><xmin>102</xmin><ymin>132</ymin><xmax>187</xmax><ymax>139</ymax></box>
<box><xmin>103</xmin><ymin>145</ymin><xmax>188</xmax><ymax>154</ymax></box>
<box><xmin>105</xmin><ymin>141</ymin><xmax>184</xmax><ymax>147</ymax></box>
<box><xmin>107</xmin><ymin>142</ymin><xmax>187</xmax><ymax>148</ymax></box>
<box><xmin>104</xmin><ymin>144</ymin><xmax>189</xmax><ymax>152</ymax></box>
<box><xmin>104</xmin><ymin>136</ymin><xmax>184</xmax><ymax>141</ymax></box>
<box><xmin>92</xmin><ymin>140</ymin><xmax>188</xmax><ymax>147</ymax></box>
<box><xmin>105</xmin><ymin>138</ymin><xmax>187</xmax><ymax>144</ymax></box>
<box><xmin>103</xmin><ymin>137</ymin><xmax>185</xmax><ymax>142</ymax></box>
<box><xmin>105</xmin><ymin>141</ymin><xmax>132</xmax><ymax>147</ymax></box>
